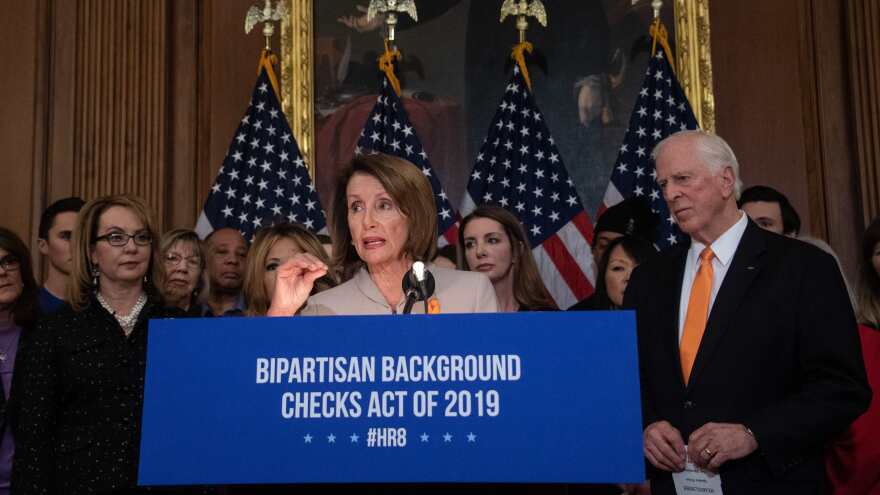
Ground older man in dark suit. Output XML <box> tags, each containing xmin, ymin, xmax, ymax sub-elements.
<box><xmin>624</xmin><ymin>130</ymin><xmax>870</xmax><ymax>494</ymax></box>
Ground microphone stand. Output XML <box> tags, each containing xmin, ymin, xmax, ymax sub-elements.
<box><xmin>402</xmin><ymin>289</ymin><xmax>420</xmax><ymax>315</ymax></box>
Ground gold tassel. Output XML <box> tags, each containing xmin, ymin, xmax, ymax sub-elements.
<box><xmin>511</xmin><ymin>41</ymin><xmax>535</xmax><ymax>91</ymax></box>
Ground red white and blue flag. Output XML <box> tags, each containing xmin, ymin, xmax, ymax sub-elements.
<box><xmin>599</xmin><ymin>44</ymin><xmax>699</xmax><ymax>248</ymax></box>
<box><xmin>462</xmin><ymin>65</ymin><xmax>596</xmax><ymax>309</ymax></box>
<box><xmin>196</xmin><ymin>68</ymin><xmax>326</xmax><ymax>241</ymax></box>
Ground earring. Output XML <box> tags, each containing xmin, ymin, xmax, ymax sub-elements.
<box><xmin>91</xmin><ymin>266</ymin><xmax>100</xmax><ymax>287</ymax></box>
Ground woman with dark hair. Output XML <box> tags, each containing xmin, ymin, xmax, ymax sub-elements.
<box><xmin>267</xmin><ymin>153</ymin><xmax>497</xmax><ymax>316</ymax></box>
<box><xmin>572</xmin><ymin>235</ymin><xmax>655</xmax><ymax>311</ymax></box>
<box><xmin>827</xmin><ymin>217</ymin><xmax>880</xmax><ymax>495</ymax></box>
<box><xmin>569</xmin><ymin>235</ymin><xmax>655</xmax><ymax>311</ymax></box>
<box><xmin>458</xmin><ymin>205</ymin><xmax>556</xmax><ymax>311</ymax></box>
<box><xmin>12</xmin><ymin>195</ymin><xmax>190</xmax><ymax>494</ymax></box>
<box><xmin>0</xmin><ymin>227</ymin><xmax>39</xmax><ymax>495</ymax></box>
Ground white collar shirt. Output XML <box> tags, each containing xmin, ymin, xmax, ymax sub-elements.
<box><xmin>678</xmin><ymin>211</ymin><xmax>749</xmax><ymax>340</ymax></box>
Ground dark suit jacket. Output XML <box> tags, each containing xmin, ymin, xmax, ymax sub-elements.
<box><xmin>11</xmin><ymin>294</ymin><xmax>181</xmax><ymax>495</ymax></box>
<box><xmin>624</xmin><ymin>220</ymin><xmax>871</xmax><ymax>494</ymax></box>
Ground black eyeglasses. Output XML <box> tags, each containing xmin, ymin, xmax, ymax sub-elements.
<box><xmin>95</xmin><ymin>232</ymin><xmax>153</xmax><ymax>247</ymax></box>
<box><xmin>0</xmin><ymin>255</ymin><xmax>21</xmax><ymax>272</ymax></box>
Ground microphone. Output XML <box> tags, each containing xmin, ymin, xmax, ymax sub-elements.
<box><xmin>402</xmin><ymin>261</ymin><xmax>436</xmax><ymax>314</ymax></box>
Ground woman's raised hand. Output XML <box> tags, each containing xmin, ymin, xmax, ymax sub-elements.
<box><xmin>266</xmin><ymin>253</ymin><xmax>329</xmax><ymax>317</ymax></box>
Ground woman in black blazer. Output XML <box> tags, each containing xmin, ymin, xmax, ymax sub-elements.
<box><xmin>12</xmin><ymin>195</ymin><xmax>182</xmax><ymax>495</ymax></box>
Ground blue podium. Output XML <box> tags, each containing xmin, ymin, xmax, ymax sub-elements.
<box><xmin>138</xmin><ymin>312</ymin><xmax>644</xmax><ymax>485</ymax></box>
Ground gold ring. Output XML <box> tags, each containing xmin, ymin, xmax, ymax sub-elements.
<box><xmin>702</xmin><ymin>448</ymin><xmax>714</xmax><ymax>458</ymax></box>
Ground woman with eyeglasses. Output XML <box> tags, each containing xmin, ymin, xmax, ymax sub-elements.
<box><xmin>155</xmin><ymin>229</ymin><xmax>205</xmax><ymax>314</ymax></box>
<box><xmin>0</xmin><ymin>227</ymin><xmax>39</xmax><ymax>495</ymax></box>
<box><xmin>12</xmin><ymin>195</ymin><xmax>191</xmax><ymax>494</ymax></box>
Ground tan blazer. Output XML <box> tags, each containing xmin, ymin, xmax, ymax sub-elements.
<box><xmin>302</xmin><ymin>265</ymin><xmax>498</xmax><ymax>315</ymax></box>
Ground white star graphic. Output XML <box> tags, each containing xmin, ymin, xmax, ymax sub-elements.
<box><xmin>467</xmin><ymin>432</ymin><xmax>477</xmax><ymax>442</ymax></box>
<box><xmin>304</xmin><ymin>434</ymin><xmax>313</xmax><ymax>443</ymax></box>
<box><xmin>420</xmin><ymin>433</ymin><xmax>429</xmax><ymax>442</ymax></box>
<box><xmin>327</xmin><ymin>434</ymin><xmax>336</xmax><ymax>443</ymax></box>
<box><xmin>350</xmin><ymin>433</ymin><xmax>359</xmax><ymax>443</ymax></box>
<box><xmin>443</xmin><ymin>433</ymin><xmax>453</xmax><ymax>442</ymax></box>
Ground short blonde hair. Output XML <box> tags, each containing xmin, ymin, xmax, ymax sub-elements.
<box><xmin>153</xmin><ymin>229</ymin><xmax>206</xmax><ymax>306</ymax></box>
<box><xmin>331</xmin><ymin>153</ymin><xmax>438</xmax><ymax>281</ymax></box>
<box><xmin>244</xmin><ymin>223</ymin><xmax>337</xmax><ymax>316</ymax></box>
<box><xmin>68</xmin><ymin>195</ymin><xmax>160</xmax><ymax>311</ymax></box>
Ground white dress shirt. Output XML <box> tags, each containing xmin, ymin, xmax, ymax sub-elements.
<box><xmin>678</xmin><ymin>211</ymin><xmax>749</xmax><ymax>340</ymax></box>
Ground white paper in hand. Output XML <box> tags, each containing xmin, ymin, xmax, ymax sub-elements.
<box><xmin>672</xmin><ymin>446</ymin><xmax>723</xmax><ymax>495</ymax></box>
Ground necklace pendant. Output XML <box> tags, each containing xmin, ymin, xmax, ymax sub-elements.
<box><xmin>0</xmin><ymin>353</ymin><xmax>7</xmax><ymax>362</ymax></box>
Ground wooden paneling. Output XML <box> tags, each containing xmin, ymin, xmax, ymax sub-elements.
<box><xmin>0</xmin><ymin>0</ymin><xmax>43</xmax><ymax>240</ymax></box>
<box><xmin>848</xmin><ymin>0</ymin><xmax>880</xmax><ymax>225</ymax></box>
<box><xmin>66</xmin><ymin>0</ymin><xmax>169</xmax><ymax>225</ymax></box>
<box><xmin>710</xmin><ymin>0</ymin><xmax>862</xmax><ymax>281</ymax></box>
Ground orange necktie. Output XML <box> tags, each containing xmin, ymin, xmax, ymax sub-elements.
<box><xmin>680</xmin><ymin>247</ymin><xmax>714</xmax><ymax>385</ymax></box>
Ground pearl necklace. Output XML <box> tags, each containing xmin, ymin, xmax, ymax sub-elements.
<box><xmin>96</xmin><ymin>292</ymin><xmax>148</xmax><ymax>336</ymax></box>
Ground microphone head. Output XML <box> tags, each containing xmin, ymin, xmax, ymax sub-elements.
<box><xmin>412</xmin><ymin>261</ymin><xmax>426</xmax><ymax>282</ymax></box>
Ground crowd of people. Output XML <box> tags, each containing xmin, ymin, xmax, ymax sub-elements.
<box><xmin>0</xmin><ymin>130</ymin><xmax>876</xmax><ymax>494</ymax></box>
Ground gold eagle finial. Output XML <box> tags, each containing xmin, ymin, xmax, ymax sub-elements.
<box><xmin>245</xmin><ymin>0</ymin><xmax>289</xmax><ymax>50</ymax></box>
<box><xmin>366</xmin><ymin>0</ymin><xmax>419</xmax><ymax>42</ymax></box>
<box><xmin>500</xmin><ymin>0</ymin><xmax>548</xmax><ymax>43</ymax></box>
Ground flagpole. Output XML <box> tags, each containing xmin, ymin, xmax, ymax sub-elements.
<box><xmin>245</xmin><ymin>0</ymin><xmax>286</xmax><ymax>96</ymax></box>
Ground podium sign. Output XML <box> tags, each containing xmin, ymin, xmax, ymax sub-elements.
<box><xmin>138</xmin><ymin>312</ymin><xmax>644</xmax><ymax>485</ymax></box>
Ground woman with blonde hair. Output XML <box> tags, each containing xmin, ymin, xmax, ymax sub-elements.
<box><xmin>13</xmin><ymin>195</ymin><xmax>186</xmax><ymax>494</ymax></box>
<box><xmin>244</xmin><ymin>223</ymin><xmax>337</xmax><ymax>316</ymax></box>
<box><xmin>458</xmin><ymin>205</ymin><xmax>557</xmax><ymax>312</ymax></box>
<box><xmin>154</xmin><ymin>228</ymin><xmax>205</xmax><ymax>313</ymax></box>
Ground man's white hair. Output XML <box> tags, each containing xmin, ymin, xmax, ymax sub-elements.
<box><xmin>651</xmin><ymin>130</ymin><xmax>743</xmax><ymax>199</ymax></box>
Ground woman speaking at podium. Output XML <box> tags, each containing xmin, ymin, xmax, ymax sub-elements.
<box><xmin>267</xmin><ymin>153</ymin><xmax>497</xmax><ymax>316</ymax></box>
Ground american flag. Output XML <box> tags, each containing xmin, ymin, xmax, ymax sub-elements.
<box><xmin>355</xmin><ymin>75</ymin><xmax>460</xmax><ymax>246</ymax></box>
<box><xmin>195</xmin><ymin>68</ymin><xmax>326</xmax><ymax>241</ymax></box>
<box><xmin>461</xmin><ymin>65</ymin><xmax>596</xmax><ymax>309</ymax></box>
<box><xmin>599</xmin><ymin>43</ymin><xmax>699</xmax><ymax>248</ymax></box>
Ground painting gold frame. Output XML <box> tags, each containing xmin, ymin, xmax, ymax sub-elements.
<box><xmin>280</xmin><ymin>0</ymin><xmax>716</xmax><ymax>179</ymax></box>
